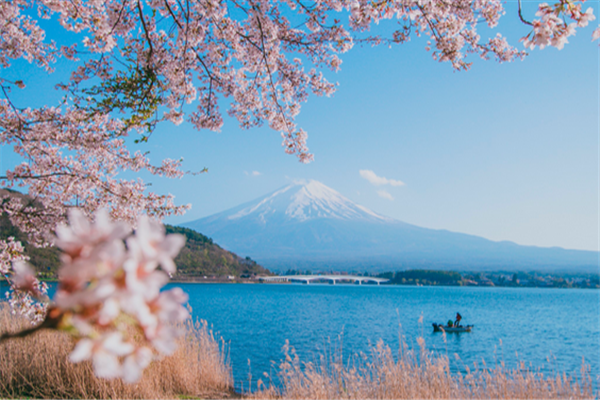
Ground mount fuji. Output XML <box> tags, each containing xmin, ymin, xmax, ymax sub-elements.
<box><xmin>182</xmin><ymin>180</ymin><xmax>598</xmax><ymax>273</ymax></box>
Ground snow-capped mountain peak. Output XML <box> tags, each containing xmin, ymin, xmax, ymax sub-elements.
<box><xmin>227</xmin><ymin>179</ymin><xmax>390</xmax><ymax>223</ymax></box>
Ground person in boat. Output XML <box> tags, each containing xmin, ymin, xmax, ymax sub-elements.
<box><xmin>454</xmin><ymin>312</ymin><xmax>462</xmax><ymax>327</ymax></box>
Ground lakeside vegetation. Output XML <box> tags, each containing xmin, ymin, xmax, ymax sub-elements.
<box><xmin>283</xmin><ymin>268</ymin><xmax>600</xmax><ymax>289</ymax></box>
<box><xmin>376</xmin><ymin>269</ymin><xmax>600</xmax><ymax>289</ymax></box>
<box><xmin>249</xmin><ymin>340</ymin><xmax>594</xmax><ymax>399</ymax></box>
<box><xmin>0</xmin><ymin>305</ymin><xmax>234</xmax><ymax>399</ymax></box>
<box><xmin>0</xmin><ymin>304</ymin><xmax>594</xmax><ymax>399</ymax></box>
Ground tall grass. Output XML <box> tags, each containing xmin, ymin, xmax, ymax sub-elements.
<box><xmin>0</xmin><ymin>304</ymin><xmax>234</xmax><ymax>399</ymax></box>
<box><xmin>249</xmin><ymin>336</ymin><xmax>595</xmax><ymax>399</ymax></box>
<box><xmin>1</xmin><ymin>302</ymin><xmax>595</xmax><ymax>399</ymax></box>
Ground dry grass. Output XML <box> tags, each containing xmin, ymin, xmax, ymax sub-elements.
<box><xmin>1</xmin><ymin>302</ymin><xmax>596</xmax><ymax>400</ymax></box>
<box><xmin>0</xmin><ymin>304</ymin><xmax>234</xmax><ymax>399</ymax></box>
<box><xmin>248</xmin><ymin>337</ymin><xmax>596</xmax><ymax>399</ymax></box>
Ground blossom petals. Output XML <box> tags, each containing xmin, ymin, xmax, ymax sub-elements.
<box><xmin>592</xmin><ymin>27</ymin><xmax>600</xmax><ymax>41</ymax></box>
<box><xmin>52</xmin><ymin>211</ymin><xmax>187</xmax><ymax>382</ymax></box>
<box><xmin>11</xmin><ymin>261</ymin><xmax>41</xmax><ymax>297</ymax></box>
<box><xmin>122</xmin><ymin>347</ymin><xmax>153</xmax><ymax>383</ymax></box>
<box><xmin>69</xmin><ymin>338</ymin><xmax>94</xmax><ymax>363</ymax></box>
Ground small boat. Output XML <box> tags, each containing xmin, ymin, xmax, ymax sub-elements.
<box><xmin>432</xmin><ymin>323</ymin><xmax>473</xmax><ymax>333</ymax></box>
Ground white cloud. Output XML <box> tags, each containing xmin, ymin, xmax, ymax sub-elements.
<box><xmin>359</xmin><ymin>170</ymin><xmax>404</xmax><ymax>187</ymax></box>
<box><xmin>377</xmin><ymin>190</ymin><xmax>394</xmax><ymax>200</ymax></box>
<box><xmin>244</xmin><ymin>171</ymin><xmax>262</xmax><ymax>177</ymax></box>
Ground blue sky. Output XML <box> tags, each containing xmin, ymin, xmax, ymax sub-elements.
<box><xmin>1</xmin><ymin>2</ymin><xmax>599</xmax><ymax>251</ymax></box>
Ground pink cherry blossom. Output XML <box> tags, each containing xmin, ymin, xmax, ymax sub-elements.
<box><xmin>0</xmin><ymin>237</ymin><xmax>27</xmax><ymax>275</ymax></box>
<box><xmin>127</xmin><ymin>216</ymin><xmax>185</xmax><ymax>275</ymax></box>
<box><xmin>52</xmin><ymin>211</ymin><xmax>188</xmax><ymax>382</ymax></box>
<box><xmin>54</xmin><ymin>209</ymin><xmax>130</xmax><ymax>261</ymax></box>
<box><xmin>10</xmin><ymin>261</ymin><xmax>39</xmax><ymax>296</ymax></box>
<box><xmin>122</xmin><ymin>347</ymin><xmax>154</xmax><ymax>383</ymax></box>
<box><xmin>1</xmin><ymin>236</ymin><xmax>48</xmax><ymax>324</ymax></box>
<box><xmin>5</xmin><ymin>285</ymin><xmax>48</xmax><ymax>324</ymax></box>
<box><xmin>69</xmin><ymin>332</ymin><xmax>136</xmax><ymax>379</ymax></box>
<box><xmin>520</xmin><ymin>1</ymin><xmax>596</xmax><ymax>50</ymax></box>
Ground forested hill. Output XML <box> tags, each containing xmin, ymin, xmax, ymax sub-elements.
<box><xmin>0</xmin><ymin>190</ymin><xmax>270</xmax><ymax>279</ymax></box>
<box><xmin>165</xmin><ymin>225</ymin><xmax>271</xmax><ymax>279</ymax></box>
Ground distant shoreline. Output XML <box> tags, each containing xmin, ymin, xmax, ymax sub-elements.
<box><xmin>2</xmin><ymin>274</ymin><xmax>597</xmax><ymax>290</ymax></box>
<box><xmin>171</xmin><ymin>279</ymin><xmax>598</xmax><ymax>289</ymax></box>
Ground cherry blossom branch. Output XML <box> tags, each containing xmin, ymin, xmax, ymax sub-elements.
<box><xmin>137</xmin><ymin>0</ymin><xmax>154</xmax><ymax>67</ymax></box>
<box><xmin>161</xmin><ymin>1</ymin><xmax>220</xmax><ymax>87</ymax></box>
<box><xmin>0</xmin><ymin>84</ymin><xmax>24</xmax><ymax>123</ymax></box>
<box><xmin>108</xmin><ymin>1</ymin><xmax>129</xmax><ymax>36</ymax></box>
<box><xmin>518</xmin><ymin>0</ymin><xmax>534</xmax><ymax>26</ymax></box>
<box><xmin>0</xmin><ymin>172</ymin><xmax>77</xmax><ymax>180</ymax></box>
<box><xmin>253</xmin><ymin>6</ymin><xmax>295</xmax><ymax>137</ymax></box>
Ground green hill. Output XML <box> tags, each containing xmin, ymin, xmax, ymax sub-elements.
<box><xmin>0</xmin><ymin>189</ymin><xmax>270</xmax><ymax>280</ymax></box>
<box><xmin>165</xmin><ymin>225</ymin><xmax>271</xmax><ymax>280</ymax></box>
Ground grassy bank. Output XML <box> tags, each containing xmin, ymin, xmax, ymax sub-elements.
<box><xmin>248</xmin><ymin>339</ymin><xmax>594</xmax><ymax>399</ymax></box>
<box><xmin>0</xmin><ymin>305</ymin><xmax>234</xmax><ymax>399</ymax></box>
<box><xmin>0</xmin><ymin>304</ymin><xmax>595</xmax><ymax>399</ymax></box>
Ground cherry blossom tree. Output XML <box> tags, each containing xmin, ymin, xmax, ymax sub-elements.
<box><xmin>0</xmin><ymin>0</ymin><xmax>597</xmax><ymax>382</ymax></box>
<box><xmin>1</xmin><ymin>0</ymin><xmax>596</xmax><ymax>246</ymax></box>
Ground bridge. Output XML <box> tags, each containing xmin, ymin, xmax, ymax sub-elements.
<box><xmin>258</xmin><ymin>274</ymin><xmax>389</xmax><ymax>285</ymax></box>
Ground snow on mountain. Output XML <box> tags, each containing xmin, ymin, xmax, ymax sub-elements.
<box><xmin>182</xmin><ymin>180</ymin><xmax>598</xmax><ymax>273</ymax></box>
<box><xmin>227</xmin><ymin>179</ymin><xmax>390</xmax><ymax>224</ymax></box>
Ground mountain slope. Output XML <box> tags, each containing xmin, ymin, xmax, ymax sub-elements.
<box><xmin>183</xmin><ymin>180</ymin><xmax>599</xmax><ymax>273</ymax></box>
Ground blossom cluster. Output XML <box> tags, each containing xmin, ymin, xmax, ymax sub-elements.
<box><xmin>522</xmin><ymin>1</ymin><xmax>597</xmax><ymax>50</ymax></box>
<box><xmin>4</xmin><ymin>278</ymin><xmax>49</xmax><ymax>324</ymax></box>
<box><xmin>6</xmin><ymin>209</ymin><xmax>188</xmax><ymax>383</ymax></box>
<box><xmin>1</xmin><ymin>237</ymin><xmax>48</xmax><ymax>324</ymax></box>
<box><xmin>0</xmin><ymin>104</ymin><xmax>190</xmax><ymax>247</ymax></box>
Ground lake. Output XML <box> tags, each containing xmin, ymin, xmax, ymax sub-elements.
<box><xmin>174</xmin><ymin>283</ymin><xmax>599</xmax><ymax>391</ymax></box>
<box><xmin>2</xmin><ymin>282</ymin><xmax>598</xmax><ymax>391</ymax></box>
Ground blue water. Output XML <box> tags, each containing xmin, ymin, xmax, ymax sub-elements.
<box><xmin>2</xmin><ymin>282</ymin><xmax>599</xmax><ymax>391</ymax></box>
<box><xmin>174</xmin><ymin>283</ymin><xmax>600</xmax><ymax>391</ymax></box>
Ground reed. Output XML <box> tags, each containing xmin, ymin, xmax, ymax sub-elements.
<box><xmin>0</xmin><ymin>304</ymin><xmax>234</xmax><ymax>399</ymax></box>
<box><xmin>249</xmin><ymin>336</ymin><xmax>595</xmax><ymax>399</ymax></box>
<box><xmin>1</xmin><ymin>302</ymin><xmax>595</xmax><ymax>399</ymax></box>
